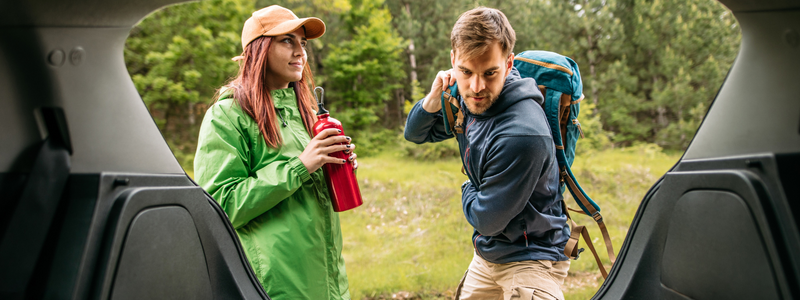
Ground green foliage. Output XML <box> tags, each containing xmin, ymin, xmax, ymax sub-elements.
<box><xmin>603</xmin><ymin>0</ymin><xmax>739</xmax><ymax>149</ymax></box>
<box><xmin>323</xmin><ymin>0</ymin><xmax>407</xmax><ymax>132</ymax></box>
<box><xmin>129</xmin><ymin>0</ymin><xmax>740</xmax><ymax>157</ymax></box>
<box><xmin>351</xmin><ymin>128</ymin><xmax>404</xmax><ymax>157</ymax></box>
<box><xmin>386</xmin><ymin>0</ymin><xmax>468</xmax><ymax>88</ymax></box>
<box><xmin>575</xmin><ymin>102</ymin><xmax>613</xmax><ymax>154</ymax></box>
<box><xmin>401</xmin><ymin>135</ymin><xmax>461</xmax><ymax>160</ymax></box>
<box><xmin>126</xmin><ymin>0</ymin><xmax>253</xmax><ymax>154</ymax></box>
<box><xmin>499</xmin><ymin>0</ymin><xmax>739</xmax><ymax>150</ymax></box>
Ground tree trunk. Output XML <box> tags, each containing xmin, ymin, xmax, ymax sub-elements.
<box><xmin>583</xmin><ymin>0</ymin><xmax>599</xmax><ymax>114</ymax></box>
<box><xmin>396</xmin><ymin>88</ymin><xmax>404</xmax><ymax>125</ymax></box>
<box><xmin>405</xmin><ymin>2</ymin><xmax>418</xmax><ymax>84</ymax></box>
<box><xmin>188</xmin><ymin>101</ymin><xmax>195</xmax><ymax>125</ymax></box>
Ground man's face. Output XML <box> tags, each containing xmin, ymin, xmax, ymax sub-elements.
<box><xmin>451</xmin><ymin>42</ymin><xmax>514</xmax><ymax>115</ymax></box>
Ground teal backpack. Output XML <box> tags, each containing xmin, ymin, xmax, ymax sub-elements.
<box><xmin>441</xmin><ymin>50</ymin><xmax>616</xmax><ymax>278</ymax></box>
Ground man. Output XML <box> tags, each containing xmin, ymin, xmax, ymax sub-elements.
<box><xmin>404</xmin><ymin>7</ymin><xmax>570</xmax><ymax>300</ymax></box>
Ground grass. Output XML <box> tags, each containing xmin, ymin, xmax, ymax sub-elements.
<box><xmin>340</xmin><ymin>152</ymin><xmax>472</xmax><ymax>300</ymax></box>
<box><xmin>341</xmin><ymin>144</ymin><xmax>680</xmax><ymax>300</ymax></box>
<box><xmin>563</xmin><ymin>144</ymin><xmax>678</xmax><ymax>275</ymax></box>
<box><xmin>180</xmin><ymin>143</ymin><xmax>680</xmax><ymax>299</ymax></box>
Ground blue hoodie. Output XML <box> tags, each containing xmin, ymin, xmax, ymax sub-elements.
<box><xmin>404</xmin><ymin>68</ymin><xmax>569</xmax><ymax>263</ymax></box>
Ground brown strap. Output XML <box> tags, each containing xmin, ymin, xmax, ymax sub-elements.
<box><xmin>597</xmin><ymin>218</ymin><xmax>616</xmax><ymax>265</ymax></box>
<box><xmin>442</xmin><ymin>90</ymin><xmax>456</xmax><ymax>134</ymax></box>
<box><xmin>568</xmin><ymin>206</ymin><xmax>587</xmax><ymax>215</ymax></box>
<box><xmin>561</xmin><ymin>200</ymin><xmax>572</xmax><ymax>220</ymax></box>
<box><xmin>570</xmin><ymin>94</ymin><xmax>585</xmax><ymax>105</ymax></box>
<box><xmin>559</xmin><ymin>93</ymin><xmax>571</xmax><ymax>147</ymax></box>
<box><xmin>559</xmin><ymin>93</ymin><xmax>572</xmax><ymax>107</ymax></box>
<box><xmin>454</xmin><ymin>108</ymin><xmax>464</xmax><ymax>134</ymax></box>
<box><xmin>564</xmin><ymin>224</ymin><xmax>609</xmax><ymax>279</ymax></box>
<box><xmin>561</xmin><ymin>168</ymin><xmax>597</xmax><ymax>216</ymax></box>
<box><xmin>561</xmin><ymin>167</ymin><xmax>617</xmax><ymax>265</ymax></box>
<box><xmin>562</xmin><ymin>199</ymin><xmax>609</xmax><ymax>279</ymax></box>
<box><xmin>572</xmin><ymin>119</ymin><xmax>585</xmax><ymax>139</ymax></box>
<box><xmin>452</xmin><ymin>94</ymin><xmax>464</xmax><ymax>134</ymax></box>
<box><xmin>443</xmin><ymin>88</ymin><xmax>465</xmax><ymax>134</ymax></box>
<box><xmin>515</xmin><ymin>57</ymin><xmax>574</xmax><ymax>75</ymax></box>
<box><xmin>563</xmin><ymin>224</ymin><xmax>582</xmax><ymax>259</ymax></box>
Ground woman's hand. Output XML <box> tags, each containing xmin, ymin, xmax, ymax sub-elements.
<box><xmin>299</xmin><ymin>128</ymin><xmax>353</xmax><ymax>174</ymax></box>
<box><xmin>348</xmin><ymin>144</ymin><xmax>358</xmax><ymax>170</ymax></box>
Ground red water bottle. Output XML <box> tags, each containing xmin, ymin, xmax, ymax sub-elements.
<box><xmin>311</xmin><ymin>87</ymin><xmax>363</xmax><ymax>212</ymax></box>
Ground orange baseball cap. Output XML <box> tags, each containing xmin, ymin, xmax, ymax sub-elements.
<box><xmin>241</xmin><ymin>5</ymin><xmax>326</xmax><ymax>48</ymax></box>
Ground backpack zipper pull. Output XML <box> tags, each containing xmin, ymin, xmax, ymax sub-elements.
<box><xmin>573</xmin><ymin>119</ymin><xmax>584</xmax><ymax>139</ymax></box>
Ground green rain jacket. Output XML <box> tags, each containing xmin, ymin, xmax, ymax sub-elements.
<box><xmin>194</xmin><ymin>87</ymin><xmax>350</xmax><ymax>300</ymax></box>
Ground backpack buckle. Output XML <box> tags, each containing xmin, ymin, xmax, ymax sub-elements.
<box><xmin>592</xmin><ymin>211</ymin><xmax>603</xmax><ymax>222</ymax></box>
<box><xmin>574</xmin><ymin>247</ymin><xmax>585</xmax><ymax>260</ymax></box>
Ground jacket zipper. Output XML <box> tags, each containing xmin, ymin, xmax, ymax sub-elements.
<box><xmin>522</xmin><ymin>221</ymin><xmax>529</xmax><ymax>247</ymax></box>
<box><xmin>524</xmin><ymin>230</ymin><xmax>529</xmax><ymax>247</ymax></box>
<box><xmin>463</xmin><ymin>118</ymin><xmax>476</xmax><ymax>178</ymax></box>
<box><xmin>464</xmin><ymin>148</ymin><xmax>471</xmax><ymax>177</ymax></box>
<box><xmin>276</xmin><ymin>108</ymin><xmax>288</xmax><ymax>127</ymax></box>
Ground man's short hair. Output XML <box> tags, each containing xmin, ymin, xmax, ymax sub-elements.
<box><xmin>451</xmin><ymin>7</ymin><xmax>516</xmax><ymax>61</ymax></box>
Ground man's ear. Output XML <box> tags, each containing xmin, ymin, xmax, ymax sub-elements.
<box><xmin>506</xmin><ymin>53</ymin><xmax>515</xmax><ymax>75</ymax></box>
<box><xmin>451</xmin><ymin>49</ymin><xmax>456</xmax><ymax>68</ymax></box>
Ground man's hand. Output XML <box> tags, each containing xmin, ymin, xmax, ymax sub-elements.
<box><xmin>422</xmin><ymin>69</ymin><xmax>457</xmax><ymax>113</ymax></box>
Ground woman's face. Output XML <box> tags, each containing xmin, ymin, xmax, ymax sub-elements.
<box><xmin>265</xmin><ymin>27</ymin><xmax>307</xmax><ymax>90</ymax></box>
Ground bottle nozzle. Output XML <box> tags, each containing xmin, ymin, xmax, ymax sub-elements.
<box><xmin>314</xmin><ymin>86</ymin><xmax>328</xmax><ymax>115</ymax></box>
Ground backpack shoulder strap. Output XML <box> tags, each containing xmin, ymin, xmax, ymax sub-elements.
<box><xmin>561</xmin><ymin>165</ymin><xmax>617</xmax><ymax>271</ymax></box>
<box><xmin>563</xmin><ymin>213</ymin><xmax>610</xmax><ymax>279</ymax></box>
<box><xmin>441</xmin><ymin>84</ymin><xmax>463</xmax><ymax>135</ymax></box>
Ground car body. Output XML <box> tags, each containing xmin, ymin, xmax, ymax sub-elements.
<box><xmin>0</xmin><ymin>0</ymin><xmax>797</xmax><ymax>299</ymax></box>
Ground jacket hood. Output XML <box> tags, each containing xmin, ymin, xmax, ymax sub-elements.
<box><xmin>466</xmin><ymin>67</ymin><xmax>543</xmax><ymax>118</ymax></box>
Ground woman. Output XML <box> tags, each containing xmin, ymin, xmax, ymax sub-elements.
<box><xmin>194</xmin><ymin>5</ymin><xmax>354</xmax><ymax>300</ymax></box>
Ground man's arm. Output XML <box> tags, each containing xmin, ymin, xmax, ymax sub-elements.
<box><xmin>404</xmin><ymin>69</ymin><xmax>458</xmax><ymax>144</ymax></box>
<box><xmin>404</xmin><ymin>100</ymin><xmax>454</xmax><ymax>143</ymax></box>
<box><xmin>461</xmin><ymin>135</ymin><xmax>552</xmax><ymax>236</ymax></box>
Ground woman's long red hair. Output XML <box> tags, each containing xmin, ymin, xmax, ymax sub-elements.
<box><xmin>221</xmin><ymin>36</ymin><xmax>318</xmax><ymax>148</ymax></box>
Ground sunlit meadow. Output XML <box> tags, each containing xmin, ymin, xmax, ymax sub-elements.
<box><xmin>181</xmin><ymin>144</ymin><xmax>679</xmax><ymax>299</ymax></box>
<box><xmin>339</xmin><ymin>144</ymin><xmax>680</xmax><ymax>299</ymax></box>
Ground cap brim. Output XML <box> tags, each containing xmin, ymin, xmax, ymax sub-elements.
<box><xmin>264</xmin><ymin>17</ymin><xmax>326</xmax><ymax>39</ymax></box>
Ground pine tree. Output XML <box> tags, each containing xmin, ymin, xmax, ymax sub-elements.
<box><xmin>125</xmin><ymin>0</ymin><xmax>254</xmax><ymax>161</ymax></box>
<box><xmin>323</xmin><ymin>0</ymin><xmax>407</xmax><ymax>130</ymax></box>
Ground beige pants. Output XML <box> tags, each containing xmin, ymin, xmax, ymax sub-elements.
<box><xmin>454</xmin><ymin>254</ymin><xmax>570</xmax><ymax>300</ymax></box>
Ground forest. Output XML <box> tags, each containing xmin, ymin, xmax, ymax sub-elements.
<box><xmin>124</xmin><ymin>1</ymin><xmax>741</xmax><ymax>298</ymax></box>
<box><xmin>125</xmin><ymin>0</ymin><xmax>740</xmax><ymax>166</ymax></box>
